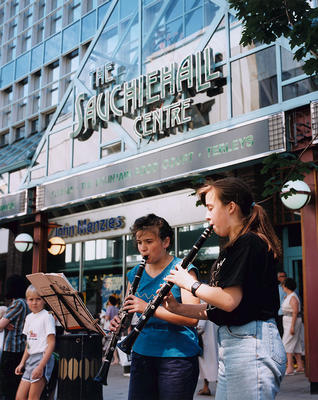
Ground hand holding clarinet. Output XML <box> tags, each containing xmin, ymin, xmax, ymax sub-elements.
<box><xmin>117</xmin><ymin>224</ymin><xmax>213</xmax><ymax>354</ymax></box>
<box><xmin>94</xmin><ymin>255</ymin><xmax>148</xmax><ymax>385</ymax></box>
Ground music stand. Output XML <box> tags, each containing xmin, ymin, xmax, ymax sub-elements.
<box><xmin>26</xmin><ymin>272</ymin><xmax>106</xmax><ymax>336</ymax></box>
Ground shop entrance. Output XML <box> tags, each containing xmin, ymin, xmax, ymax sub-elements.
<box><xmin>283</xmin><ymin>225</ymin><xmax>303</xmax><ymax>301</ymax></box>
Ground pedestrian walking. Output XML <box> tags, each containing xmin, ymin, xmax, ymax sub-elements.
<box><xmin>196</xmin><ymin>318</ymin><xmax>218</xmax><ymax>396</ymax></box>
<box><xmin>281</xmin><ymin>278</ymin><xmax>305</xmax><ymax>375</ymax></box>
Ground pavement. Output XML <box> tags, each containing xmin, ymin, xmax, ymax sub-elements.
<box><xmin>103</xmin><ymin>364</ymin><xmax>316</xmax><ymax>399</ymax></box>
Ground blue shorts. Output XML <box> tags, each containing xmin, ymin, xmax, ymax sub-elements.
<box><xmin>128</xmin><ymin>352</ymin><xmax>199</xmax><ymax>400</ymax></box>
<box><xmin>22</xmin><ymin>353</ymin><xmax>55</xmax><ymax>383</ymax></box>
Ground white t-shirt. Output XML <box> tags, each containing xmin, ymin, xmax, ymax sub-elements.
<box><xmin>23</xmin><ymin>309</ymin><xmax>56</xmax><ymax>355</ymax></box>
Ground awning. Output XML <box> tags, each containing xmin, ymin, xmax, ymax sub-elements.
<box><xmin>0</xmin><ymin>131</ymin><xmax>43</xmax><ymax>174</ymax></box>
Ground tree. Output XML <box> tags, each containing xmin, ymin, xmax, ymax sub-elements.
<box><xmin>260</xmin><ymin>152</ymin><xmax>318</xmax><ymax>200</ymax></box>
<box><xmin>228</xmin><ymin>0</ymin><xmax>318</xmax><ymax>75</ymax></box>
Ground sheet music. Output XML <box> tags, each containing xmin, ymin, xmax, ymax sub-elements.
<box><xmin>26</xmin><ymin>272</ymin><xmax>106</xmax><ymax>336</ymax></box>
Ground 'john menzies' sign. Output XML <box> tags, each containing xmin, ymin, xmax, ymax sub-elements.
<box><xmin>72</xmin><ymin>47</ymin><xmax>222</xmax><ymax>141</ymax></box>
<box><xmin>54</xmin><ymin>216</ymin><xmax>125</xmax><ymax>238</ymax></box>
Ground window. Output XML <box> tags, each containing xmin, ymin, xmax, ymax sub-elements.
<box><xmin>0</xmin><ymin>7</ymin><xmax>4</xmax><ymax>25</ymax></box>
<box><xmin>65</xmin><ymin>49</ymin><xmax>79</xmax><ymax>73</ymax></box>
<box><xmin>31</xmin><ymin>118</ymin><xmax>39</xmax><ymax>134</ymax></box>
<box><xmin>37</xmin><ymin>0</ymin><xmax>45</xmax><ymax>19</ymax></box>
<box><xmin>21</xmin><ymin>29</ymin><xmax>32</xmax><ymax>52</ymax></box>
<box><xmin>16</xmin><ymin>125</ymin><xmax>25</xmax><ymax>140</ymax></box>
<box><xmin>32</xmin><ymin>94</ymin><xmax>40</xmax><ymax>113</ymax></box>
<box><xmin>0</xmin><ymin>132</ymin><xmax>9</xmax><ymax>147</ymax></box>
<box><xmin>17</xmin><ymin>101</ymin><xmax>27</xmax><ymax>120</ymax></box>
<box><xmin>2</xmin><ymin>109</ymin><xmax>11</xmax><ymax>127</ymax></box>
<box><xmin>47</xmin><ymin>60</ymin><xmax>59</xmax><ymax>82</ymax></box>
<box><xmin>0</xmin><ymin>172</ymin><xmax>9</xmax><ymax>195</ymax></box>
<box><xmin>23</xmin><ymin>8</ymin><xmax>33</xmax><ymax>30</ymax></box>
<box><xmin>9</xmin><ymin>21</ymin><xmax>18</xmax><ymax>39</ymax></box>
<box><xmin>86</xmin><ymin>0</ymin><xmax>97</xmax><ymax>13</ymax></box>
<box><xmin>50</xmin><ymin>10</ymin><xmax>62</xmax><ymax>35</ymax></box>
<box><xmin>18</xmin><ymin>78</ymin><xmax>29</xmax><ymax>98</ymax></box>
<box><xmin>51</xmin><ymin>0</ymin><xmax>63</xmax><ymax>11</ymax></box>
<box><xmin>4</xmin><ymin>87</ymin><xmax>13</xmax><ymax>105</ymax></box>
<box><xmin>68</xmin><ymin>0</ymin><xmax>81</xmax><ymax>24</ymax></box>
<box><xmin>45</xmin><ymin>110</ymin><xmax>55</xmax><ymax>126</ymax></box>
<box><xmin>47</xmin><ymin>82</ymin><xmax>59</xmax><ymax>106</ymax></box>
<box><xmin>7</xmin><ymin>40</ymin><xmax>16</xmax><ymax>61</ymax></box>
<box><xmin>231</xmin><ymin>47</ymin><xmax>278</xmax><ymax>116</ymax></box>
<box><xmin>32</xmin><ymin>70</ymin><xmax>41</xmax><ymax>91</ymax></box>
<box><xmin>101</xmin><ymin>141</ymin><xmax>122</xmax><ymax>158</ymax></box>
<box><xmin>10</xmin><ymin>1</ymin><xmax>18</xmax><ymax>17</ymax></box>
<box><xmin>36</xmin><ymin>22</ymin><xmax>44</xmax><ymax>43</ymax></box>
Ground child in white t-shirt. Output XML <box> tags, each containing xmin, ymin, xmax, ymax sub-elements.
<box><xmin>15</xmin><ymin>285</ymin><xmax>56</xmax><ymax>400</ymax></box>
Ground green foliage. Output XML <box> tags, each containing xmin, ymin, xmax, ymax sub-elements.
<box><xmin>260</xmin><ymin>153</ymin><xmax>318</xmax><ymax>198</ymax></box>
<box><xmin>228</xmin><ymin>0</ymin><xmax>318</xmax><ymax>76</ymax></box>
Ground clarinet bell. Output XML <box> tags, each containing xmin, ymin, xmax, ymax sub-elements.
<box><xmin>117</xmin><ymin>334</ymin><xmax>134</xmax><ymax>355</ymax></box>
<box><xmin>94</xmin><ymin>359</ymin><xmax>111</xmax><ymax>386</ymax></box>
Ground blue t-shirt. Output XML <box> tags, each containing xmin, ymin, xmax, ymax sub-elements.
<box><xmin>127</xmin><ymin>256</ymin><xmax>201</xmax><ymax>358</ymax></box>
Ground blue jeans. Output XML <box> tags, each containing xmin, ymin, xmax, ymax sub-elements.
<box><xmin>216</xmin><ymin>319</ymin><xmax>286</xmax><ymax>400</ymax></box>
<box><xmin>128</xmin><ymin>352</ymin><xmax>199</xmax><ymax>400</ymax></box>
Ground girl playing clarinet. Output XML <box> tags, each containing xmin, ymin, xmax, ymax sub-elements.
<box><xmin>162</xmin><ymin>177</ymin><xmax>286</xmax><ymax>400</ymax></box>
<box><xmin>110</xmin><ymin>214</ymin><xmax>201</xmax><ymax>400</ymax></box>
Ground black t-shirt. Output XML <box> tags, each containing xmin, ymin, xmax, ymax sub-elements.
<box><xmin>206</xmin><ymin>232</ymin><xmax>279</xmax><ymax>326</ymax></box>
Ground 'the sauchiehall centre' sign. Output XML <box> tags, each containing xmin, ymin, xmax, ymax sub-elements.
<box><xmin>72</xmin><ymin>47</ymin><xmax>223</xmax><ymax>141</ymax></box>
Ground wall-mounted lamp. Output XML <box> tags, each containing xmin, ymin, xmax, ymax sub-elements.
<box><xmin>14</xmin><ymin>233</ymin><xmax>34</xmax><ymax>252</ymax></box>
<box><xmin>48</xmin><ymin>236</ymin><xmax>66</xmax><ymax>255</ymax></box>
<box><xmin>280</xmin><ymin>180</ymin><xmax>311</xmax><ymax>210</ymax></box>
<box><xmin>14</xmin><ymin>233</ymin><xmax>66</xmax><ymax>255</ymax></box>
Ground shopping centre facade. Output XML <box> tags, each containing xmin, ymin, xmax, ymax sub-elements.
<box><xmin>0</xmin><ymin>0</ymin><xmax>318</xmax><ymax>391</ymax></box>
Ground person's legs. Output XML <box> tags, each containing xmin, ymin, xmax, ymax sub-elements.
<box><xmin>286</xmin><ymin>352</ymin><xmax>295</xmax><ymax>374</ymax></box>
<box><xmin>295</xmin><ymin>353</ymin><xmax>304</xmax><ymax>372</ymax></box>
<box><xmin>28</xmin><ymin>378</ymin><xmax>46</xmax><ymax>400</ymax></box>
<box><xmin>157</xmin><ymin>356</ymin><xmax>199</xmax><ymax>400</ymax></box>
<box><xmin>128</xmin><ymin>352</ymin><xmax>158</xmax><ymax>400</ymax></box>
<box><xmin>198</xmin><ymin>378</ymin><xmax>211</xmax><ymax>395</ymax></box>
<box><xmin>111</xmin><ymin>349</ymin><xmax>119</xmax><ymax>365</ymax></box>
<box><xmin>216</xmin><ymin>320</ymin><xmax>286</xmax><ymax>400</ymax></box>
<box><xmin>15</xmin><ymin>380</ymin><xmax>31</xmax><ymax>400</ymax></box>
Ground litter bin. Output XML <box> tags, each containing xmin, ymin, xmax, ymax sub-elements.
<box><xmin>57</xmin><ymin>333</ymin><xmax>102</xmax><ymax>400</ymax></box>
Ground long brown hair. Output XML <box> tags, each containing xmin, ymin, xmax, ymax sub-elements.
<box><xmin>197</xmin><ymin>177</ymin><xmax>282</xmax><ymax>259</ymax></box>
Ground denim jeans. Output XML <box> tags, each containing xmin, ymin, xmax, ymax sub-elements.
<box><xmin>216</xmin><ymin>319</ymin><xmax>286</xmax><ymax>400</ymax></box>
<box><xmin>128</xmin><ymin>352</ymin><xmax>199</xmax><ymax>400</ymax></box>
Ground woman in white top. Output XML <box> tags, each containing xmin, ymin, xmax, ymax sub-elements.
<box><xmin>196</xmin><ymin>318</ymin><xmax>218</xmax><ymax>396</ymax></box>
<box><xmin>281</xmin><ymin>278</ymin><xmax>304</xmax><ymax>375</ymax></box>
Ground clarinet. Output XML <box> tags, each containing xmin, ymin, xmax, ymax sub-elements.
<box><xmin>94</xmin><ymin>255</ymin><xmax>148</xmax><ymax>385</ymax></box>
<box><xmin>117</xmin><ymin>225</ymin><xmax>213</xmax><ymax>355</ymax></box>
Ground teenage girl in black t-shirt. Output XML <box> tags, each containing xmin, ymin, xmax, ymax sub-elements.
<box><xmin>162</xmin><ymin>177</ymin><xmax>287</xmax><ymax>400</ymax></box>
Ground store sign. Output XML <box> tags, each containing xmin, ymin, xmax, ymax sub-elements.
<box><xmin>0</xmin><ymin>191</ymin><xmax>26</xmax><ymax>220</ymax></box>
<box><xmin>72</xmin><ymin>47</ymin><xmax>223</xmax><ymax>141</ymax></box>
<box><xmin>39</xmin><ymin>118</ymin><xmax>271</xmax><ymax>210</ymax></box>
<box><xmin>54</xmin><ymin>216</ymin><xmax>125</xmax><ymax>238</ymax></box>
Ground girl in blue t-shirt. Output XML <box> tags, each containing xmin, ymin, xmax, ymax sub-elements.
<box><xmin>110</xmin><ymin>213</ymin><xmax>201</xmax><ymax>400</ymax></box>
